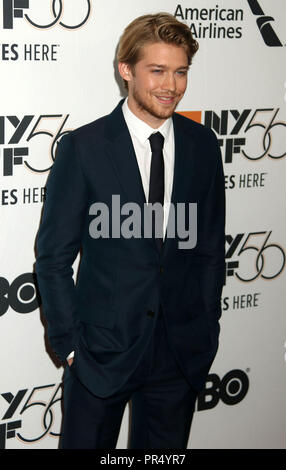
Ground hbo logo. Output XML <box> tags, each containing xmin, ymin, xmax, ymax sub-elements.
<box><xmin>197</xmin><ymin>369</ymin><xmax>249</xmax><ymax>411</ymax></box>
<box><xmin>0</xmin><ymin>273</ymin><xmax>41</xmax><ymax>316</ymax></box>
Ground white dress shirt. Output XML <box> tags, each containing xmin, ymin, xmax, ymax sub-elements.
<box><xmin>122</xmin><ymin>98</ymin><xmax>175</xmax><ymax>237</ymax></box>
<box><xmin>67</xmin><ymin>100</ymin><xmax>175</xmax><ymax>361</ymax></box>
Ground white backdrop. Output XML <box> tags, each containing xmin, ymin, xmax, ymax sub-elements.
<box><xmin>0</xmin><ymin>0</ymin><xmax>285</xmax><ymax>449</ymax></box>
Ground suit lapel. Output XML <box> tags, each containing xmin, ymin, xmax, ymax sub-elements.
<box><xmin>104</xmin><ymin>100</ymin><xmax>146</xmax><ymax>207</ymax></box>
<box><xmin>170</xmin><ymin>112</ymin><xmax>196</xmax><ymax>204</ymax></box>
<box><xmin>162</xmin><ymin>112</ymin><xmax>197</xmax><ymax>257</ymax></box>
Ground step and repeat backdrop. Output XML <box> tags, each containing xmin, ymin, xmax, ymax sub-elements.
<box><xmin>0</xmin><ymin>0</ymin><xmax>285</xmax><ymax>449</ymax></box>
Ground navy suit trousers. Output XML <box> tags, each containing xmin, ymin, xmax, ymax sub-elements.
<box><xmin>60</xmin><ymin>309</ymin><xmax>198</xmax><ymax>449</ymax></box>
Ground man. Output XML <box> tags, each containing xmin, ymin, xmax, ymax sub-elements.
<box><xmin>35</xmin><ymin>13</ymin><xmax>225</xmax><ymax>449</ymax></box>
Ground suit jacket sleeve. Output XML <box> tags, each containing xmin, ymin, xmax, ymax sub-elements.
<box><xmin>199</xmin><ymin>129</ymin><xmax>225</xmax><ymax>324</ymax></box>
<box><xmin>35</xmin><ymin>132</ymin><xmax>88</xmax><ymax>362</ymax></box>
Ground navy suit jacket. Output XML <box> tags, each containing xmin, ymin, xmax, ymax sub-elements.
<box><xmin>35</xmin><ymin>100</ymin><xmax>225</xmax><ymax>397</ymax></box>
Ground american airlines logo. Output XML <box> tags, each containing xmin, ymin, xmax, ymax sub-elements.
<box><xmin>247</xmin><ymin>0</ymin><xmax>283</xmax><ymax>47</ymax></box>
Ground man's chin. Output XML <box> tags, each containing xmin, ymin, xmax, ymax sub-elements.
<box><xmin>148</xmin><ymin>103</ymin><xmax>177</xmax><ymax>120</ymax></box>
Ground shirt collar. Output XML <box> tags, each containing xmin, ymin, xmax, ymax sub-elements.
<box><xmin>122</xmin><ymin>97</ymin><xmax>172</xmax><ymax>145</ymax></box>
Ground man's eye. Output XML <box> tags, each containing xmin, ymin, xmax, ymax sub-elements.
<box><xmin>152</xmin><ymin>69</ymin><xmax>163</xmax><ymax>73</ymax></box>
<box><xmin>177</xmin><ymin>70</ymin><xmax>187</xmax><ymax>76</ymax></box>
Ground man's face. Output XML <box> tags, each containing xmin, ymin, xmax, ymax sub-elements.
<box><xmin>119</xmin><ymin>42</ymin><xmax>189</xmax><ymax>128</ymax></box>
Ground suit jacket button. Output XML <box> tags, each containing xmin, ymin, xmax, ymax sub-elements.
<box><xmin>147</xmin><ymin>310</ymin><xmax>155</xmax><ymax>318</ymax></box>
<box><xmin>160</xmin><ymin>266</ymin><xmax>164</xmax><ymax>274</ymax></box>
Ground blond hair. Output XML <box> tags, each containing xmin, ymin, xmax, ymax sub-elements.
<box><xmin>117</xmin><ymin>13</ymin><xmax>198</xmax><ymax>90</ymax></box>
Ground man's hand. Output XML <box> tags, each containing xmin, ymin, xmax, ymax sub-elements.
<box><xmin>66</xmin><ymin>350</ymin><xmax>74</xmax><ymax>367</ymax></box>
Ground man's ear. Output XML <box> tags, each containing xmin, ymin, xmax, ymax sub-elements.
<box><xmin>118</xmin><ymin>62</ymin><xmax>133</xmax><ymax>84</ymax></box>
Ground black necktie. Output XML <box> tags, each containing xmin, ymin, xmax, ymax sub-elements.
<box><xmin>148</xmin><ymin>132</ymin><xmax>165</xmax><ymax>251</ymax></box>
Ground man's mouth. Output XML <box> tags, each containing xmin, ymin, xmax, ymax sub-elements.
<box><xmin>155</xmin><ymin>95</ymin><xmax>176</xmax><ymax>105</ymax></box>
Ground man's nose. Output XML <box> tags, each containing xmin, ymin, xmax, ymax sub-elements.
<box><xmin>162</xmin><ymin>72</ymin><xmax>176</xmax><ymax>92</ymax></box>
